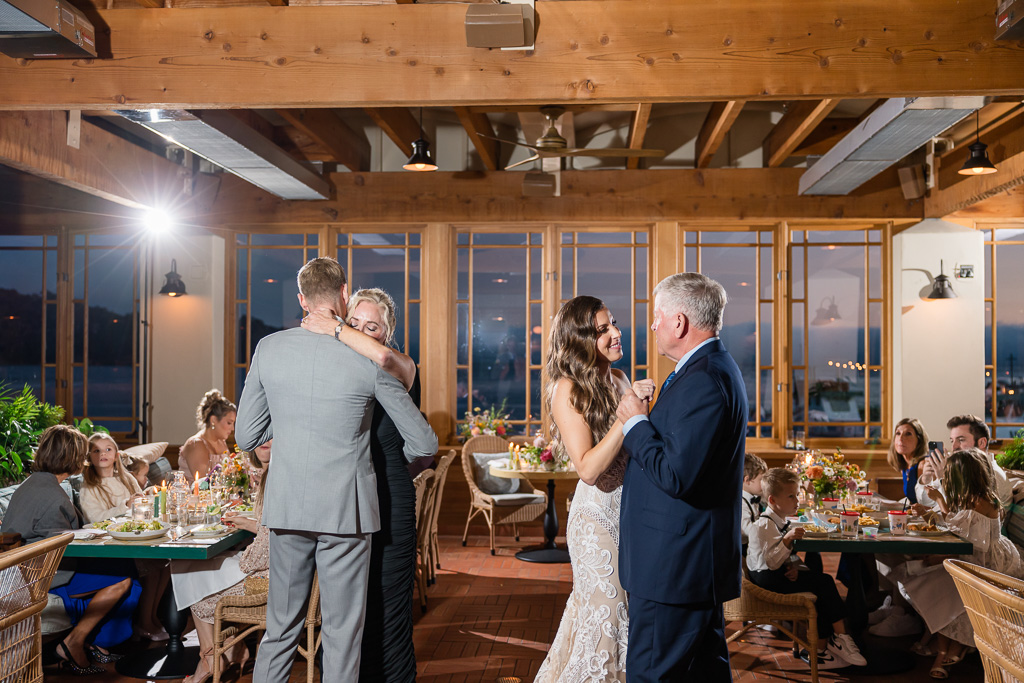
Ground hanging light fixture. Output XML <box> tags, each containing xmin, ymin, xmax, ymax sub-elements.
<box><xmin>811</xmin><ymin>296</ymin><xmax>841</xmax><ymax>326</ymax></box>
<box><xmin>158</xmin><ymin>259</ymin><xmax>187</xmax><ymax>297</ymax></box>
<box><xmin>403</xmin><ymin>107</ymin><xmax>437</xmax><ymax>172</ymax></box>
<box><xmin>958</xmin><ymin>110</ymin><xmax>998</xmax><ymax>176</ymax></box>
<box><xmin>927</xmin><ymin>260</ymin><xmax>957</xmax><ymax>299</ymax></box>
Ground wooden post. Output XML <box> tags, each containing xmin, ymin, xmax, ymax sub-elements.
<box><xmin>420</xmin><ymin>223</ymin><xmax>456</xmax><ymax>445</ymax></box>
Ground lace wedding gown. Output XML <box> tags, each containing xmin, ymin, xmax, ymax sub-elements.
<box><xmin>535</xmin><ymin>447</ymin><xmax>628</xmax><ymax>682</ymax></box>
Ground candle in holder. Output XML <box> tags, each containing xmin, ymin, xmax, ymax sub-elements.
<box><xmin>194</xmin><ymin>472</ymin><xmax>200</xmax><ymax>496</ymax></box>
<box><xmin>159</xmin><ymin>482</ymin><xmax>167</xmax><ymax>519</ymax></box>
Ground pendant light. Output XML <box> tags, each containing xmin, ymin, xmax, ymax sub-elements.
<box><xmin>927</xmin><ymin>260</ymin><xmax>957</xmax><ymax>299</ymax></box>
<box><xmin>403</xmin><ymin>108</ymin><xmax>437</xmax><ymax>172</ymax></box>
<box><xmin>958</xmin><ymin>110</ymin><xmax>997</xmax><ymax>176</ymax></box>
<box><xmin>811</xmin><ymin>296</ymin><xmax>841</xmax><ymax>326</ymax></box>
<box><xmin>159</xmin><ymin>259</ymin><xmax>187</xmax><ymax>297</ymax></box>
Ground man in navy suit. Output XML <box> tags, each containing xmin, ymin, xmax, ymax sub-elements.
<box><xmin>616</xmin><ymin>272</ymin><xmax>748</xmax><ymax>682</ymax></box>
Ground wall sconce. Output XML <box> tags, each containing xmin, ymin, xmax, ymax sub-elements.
<box><xmin>158</xmin><ymin>259</ymin><xmax>187</xmax><ymax>297</ymax></box>
<box><xmin>811</xmin><ymin>296</ymin><xmax>841</xmax><ymax>326</ymax></box>
<box><xmin>926</xmin><ymin>260</ymin><xmax>957</xmax><ymax>299</ymax></box>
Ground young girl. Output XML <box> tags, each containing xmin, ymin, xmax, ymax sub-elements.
<box><xmin>123</xmin><ymin>453</ymin><xmax>152</xmax><ymax>492</ymax></box>
<box><xmin>80</xmin><ymin>433</ymin><xmax>143</xmax><ymax>523</ymax></box>
<box><xmin>901</xmin><ymin>448</ymin><xmax>1022</xmax><ymax>679</ymax></box>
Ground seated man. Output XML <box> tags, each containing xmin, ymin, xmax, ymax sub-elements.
<box><xmin>916</xmin><ymin>415</ymin><xmax>1011</xmax><ymax>509</ymax></box>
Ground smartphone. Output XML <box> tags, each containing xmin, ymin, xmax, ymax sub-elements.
<box><xmin>928</xmin><ymin>441</ymin><xmax>944</xmax><ymax>454</ymax></box>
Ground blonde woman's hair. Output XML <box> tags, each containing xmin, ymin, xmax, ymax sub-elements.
<box><xmin>245</xmin><ymin>448</ymin><xmax>271</xmax><ymax>517</ymax></box>
<box><xmin>83</xmin><ymin>432</ymin><xmax>138</xmax><ymax>510</ymax></box>
<box><xmin>943</xmin><ymin>448</ymin><xmax>1000</xmax><ymax>513</ymax></box>
<box><xmin>196</xmin><ymin>389</ymin><xmax>236</xmax><ymax>429</ymax></box>
<box><xmin>347</xmin><ymin>288</ymin><xmax>398</xmax><ymax>347</ymax></box>
<box><xmin>887</xmin><ymin>417</ymin><xmax>928</xmax><ymax>472</ymax></box>
<box><xmin>545</xmin><ymin>296</ymin><xmax>618</xmax><ymax>444</ymax></box>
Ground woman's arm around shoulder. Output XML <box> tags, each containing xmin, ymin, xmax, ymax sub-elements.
<box><xmin>336</xmin><ymin>325</ymin><xmax>416</xmax><ymax>391</ymax></box>
<box><xmin>550</xmin><ymin>377</ymin><xmax>625</xmax><ymax>486</ymax></box>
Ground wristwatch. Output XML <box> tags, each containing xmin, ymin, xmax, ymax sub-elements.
<box><xmin>334</xmin><ymin>323</ymin><xmax>342</xmax><ymax>341</ymax></box>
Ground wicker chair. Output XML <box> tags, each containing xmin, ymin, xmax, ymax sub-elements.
<box><xmin>413</xmin><ymin>469</ymin><xmax>435</xmax><ymax>612</ymax></box>
<box><xmin>211</xmin><ymin>572</ymin><xmax>321</xmax><ymax>683</ymax></box>
<box><xmin>0</xmin><ymin>532</ymin><xmax>73</xmax><ymax>683</ymax></box>
<box><xmin>723</xmin><ymin>574</ymin><xmax>819</xmax><ymax>683</ymax></box>
<box><xmin>945</xmin><ymin>558</ymin><xmax>1024</xmax><ymax>682</ymax></box>
<box><xmin>460</xmin><ymin>435</ymin><xmax>547</xmax><ymax>555</ymax></box>
<box><xmin>426</xmin><ymin>450</ymin><xmax>457</xmax><ymax>584</ymax></box>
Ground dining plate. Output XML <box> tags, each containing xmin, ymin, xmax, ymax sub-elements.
<box><xmin>802</xmin><ymin>531</ymin><xmax>832</xmax><ymax>538</ymax></box>
<box><xmin>107</xmin><ymin>523</ymin><xmax>169</xmax><ymax>541</ymax></box>
<box><xmin>192</xmin><ymin>524</ymin><xmax>229</xmax><ymax>538</ymax></box>
<box><xmin>908</xmin><ymin>528</ymin><xmax>949</xmax><ymax>537</ymax></box>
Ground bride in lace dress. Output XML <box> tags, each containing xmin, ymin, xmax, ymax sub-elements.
<box><xmin>536</xmin><ymin>296</ymin><xmax>651</xmax><ymax>683</ymax></box>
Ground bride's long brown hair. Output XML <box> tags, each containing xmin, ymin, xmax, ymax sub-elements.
<box><xmin>545</xmin><ymin>296</ymin><xmax>618</xmax><ymax>443</ymax></box>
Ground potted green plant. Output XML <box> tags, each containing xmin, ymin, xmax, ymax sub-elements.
<box><xmin>0</xmin><ymin>383</ymin><xmax>65</xmax><ymax>487</ymax></box>
<box><xmin>995</xmin><ymin>429</ymin><xmax>1024</xmax><ymax>480</ymax></box>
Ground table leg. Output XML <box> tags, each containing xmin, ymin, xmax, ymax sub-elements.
<box><xmin>115</xmin><ymin>579</ymin><xmax>200</xmax><ymax>679</ymax></box>
<box><xmin>515</xmin><ymin>478</ymin><xmax>570</xmax><ymax>563</ymax></box>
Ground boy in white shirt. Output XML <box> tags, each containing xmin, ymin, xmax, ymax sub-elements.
<box><xmin>747</xmin><ymin>468</ymin><xmax>866</xmax><ymax>669</ymax></box>
<box><xmin>740</xmin><ymin>453</ymin><xmax>767</xmax><ymax>555</ymax></box>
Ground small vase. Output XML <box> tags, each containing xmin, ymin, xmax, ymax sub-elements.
<box><xmin>543</xmin><ymin>460</ymin><xmax>556</xmax><ymax>472</ymax></box>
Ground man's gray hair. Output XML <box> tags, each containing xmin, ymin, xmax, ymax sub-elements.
<box><xmin>653</xmin><ymin>273</ymin><xmax>728</xmax><ymax>333</ymax></box>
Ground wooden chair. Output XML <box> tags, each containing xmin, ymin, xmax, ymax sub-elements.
<box><xmin>426</xmin><ymin>450</ymin><xmax>457</xmax><ymax>584</ymax></box>
<box><xmin>945</xmin><ymin>558</ymin><xmax>1024</xmax><ymax>682</ymax></box>
<box><xmin>0</xmin><ymin>532</ymin><xmax>73</xmax><ymax>683</ymax></box>
<box><xmin>723</xmin><ymin>574</ymin><xmax>819</xmax><ymax>683</ymax></box>
<box><xmin>413</xmin><ymin>469</ymin><xmax>435</xmax><ymax>612</ymax></box>
<box><xmin>211</xmin><ymin>572</ymin><xmax>321</xmax><ymax>683</ymax></box>
<box><xmin>460</xmin><ymin>435</ymin><xmax>546</xmax><ymax>555</ymax></box>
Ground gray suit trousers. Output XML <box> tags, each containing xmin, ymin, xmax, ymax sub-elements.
<box><xmin>253</xmin><ymin>529</ymin><xmax>371</xmax><ymax>683</ymax></box>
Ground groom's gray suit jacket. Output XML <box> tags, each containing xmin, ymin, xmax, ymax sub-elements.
<box><xmin>234</xmin><ymin>326</ymin><xmax>438</xmax><ymax>534</ymax></box>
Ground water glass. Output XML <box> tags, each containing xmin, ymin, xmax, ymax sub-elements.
<box><xmin>132</xmin><ymin>497</ymin><xmax>154</xmax><ymax>523</ymax></box>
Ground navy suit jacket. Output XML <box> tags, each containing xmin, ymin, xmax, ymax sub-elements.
<box><xmin>619</xmin><ymin>338</ymin><xmax>747</xmax><ymax>605</ymax></box>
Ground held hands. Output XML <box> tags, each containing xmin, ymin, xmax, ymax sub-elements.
<box><xmin>616</xmin><ymin>392</ymin><xmax>648</xmax><ymax>424</ymax></box>
<box><xmin>300</xmin><ymin>309</ymin><xmax>339</xmax><ymax>336</ymax></box>
<box><xmin>631</xmin><ymin>379</ymin><xmax>656</xmax><ymax>403</ymax></box>
<box><xmin>222</xmin><ymin>510</ymin><xmax>259</xmax><ymax>534</ymax></box>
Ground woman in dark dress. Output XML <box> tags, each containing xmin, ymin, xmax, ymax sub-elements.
<box><xmin>302</xmin><ymin>287</ymin><xmax>421</xmax><ymax>683</ymax></box>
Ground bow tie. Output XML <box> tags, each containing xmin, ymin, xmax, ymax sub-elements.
<box><xmin>661</xmin><ymin>370</ymin><xmax>678</xmax><ymax>394</ymax></box>
<box><xmin>750</xmin><ymin>495</ymin><xmax>761</xmax><ymax>506</ymax></box>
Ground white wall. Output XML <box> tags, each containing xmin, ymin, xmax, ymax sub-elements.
<box><xmin>148</xmin><ymin>232</ymin><xmax>224</xmax><ymax>445</ymax></box>
<box><xmin>892</xmin><ymin>219</ymin><xmax>984</xmax><ymax>442</ymax></box>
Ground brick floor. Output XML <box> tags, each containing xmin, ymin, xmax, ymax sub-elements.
<box><xmin>45</xmin><ymin>534</ymin><xmax>985</xmax><ymax>682</ymax></box>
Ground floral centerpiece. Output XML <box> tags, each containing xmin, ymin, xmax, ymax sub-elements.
<box><xmin>511</xmin><ymin>435</ymin><xmax>572</xmax><ymax>472</ymax></box>
<box><xmin>458</xmin><ymin>399</ymin><xmax>511</xmax><ymax>442</ymax></box>
<box><xmin>795</xmin><ymin>448</ymin><xmax>867</xmax><ymax>499</ymax></box>
<box><xmin>204</xmin><ymin>448</ymin><xmax>252</xmax><ymax>501</ymax></box>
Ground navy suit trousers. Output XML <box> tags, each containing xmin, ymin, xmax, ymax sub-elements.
<box><xmin>627</xmin><ymin>597</ymin><xmax>731</xmax><ymax>683</ymax></box>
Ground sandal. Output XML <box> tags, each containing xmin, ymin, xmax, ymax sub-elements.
<box><xmin>183</xmin><ymin>647</ymin><xmax>214</xmax><ymax>683</ymax></box>
<box><xmin>86</xmin><ymin>644</ymin><xmax>123</xmax><ymax>663</ymax></box>
<box><xmin>56</xmin><ymin>641</ymin><xmax>105</xmax><ymax>676</ymax></box>
<box><xmin>929</xmin><ymin>663</ymin><xmax>949</xmax><ymax>679</ymax></box>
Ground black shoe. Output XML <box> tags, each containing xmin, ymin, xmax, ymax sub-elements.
<box><xmin>86</xmin><ymin>644</ymin><xmax>124</xmax><ymax>663</ymax></box>
<box><xmin>56</xmin><ymin>641</ymin><xmax>105</xmax><ymax>676</ymax></box>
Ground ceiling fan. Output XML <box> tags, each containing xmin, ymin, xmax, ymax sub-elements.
<box><xmin>480</xmin><ymin>106</ymin><xmax>665</xmax><ymax>170</ymax></box>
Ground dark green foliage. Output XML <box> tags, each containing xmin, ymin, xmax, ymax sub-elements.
<box><xmin>0</xmin><ymin>383</ymin><xmax>65</xmax><ymax>487</ymax></box>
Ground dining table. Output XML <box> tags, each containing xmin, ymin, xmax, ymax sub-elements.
<box><xmin>793</xmin><ymin>530</ymin><xmax>974</xmax><ymax>674</ymax></box>
<box><xmin>488</xmin><ymin>463</ymin><xmax>580</xmax><ymax>563</ymax></box>
<box><xmin>65</xmin><ymin>526</ymin><xmax>252</xmax><ymax>680</ymax></box>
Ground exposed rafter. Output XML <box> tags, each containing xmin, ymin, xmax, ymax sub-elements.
<box><xmin>454</xmin><ymin>107</ymin><xmax>500</xmax><ymax>171</ymax></box>
<box><xmin>626</xmin><ymin>103</ymin><xmax>653</xmax><ymax>170</ymax></box>
<box><xmin>2</xmin><ymin>2</ymin><xmax>1023</xmax><ymax>110</ymax></box>
<box><xmin>365</xmin><ymin>108</ymin><xmax>423</xmax><ymax>158</ymax></box>
<box><xmin>694</xmin><ymin>101</ymin><xmax>745</xmax><ymax>169</ymax></box>
<box><xmin>275</xmin><ymin>109</ymin><xmax>370</xmax><ymax>172</ymax></box>
<box><xmin>762</xmin><ymin>99</ymin><xmax>840</xmax><ymax>167</ymax></box>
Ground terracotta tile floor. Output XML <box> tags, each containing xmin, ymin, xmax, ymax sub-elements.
<box><xmin>45</xmin><ymin>535</ymin><xmax>985</xmax><ymax>682</ymax></box>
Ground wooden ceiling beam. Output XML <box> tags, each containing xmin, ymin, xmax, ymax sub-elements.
<box><xmin>762</xmin><ymin>99</ymin><xmax>841</xmax><ymax>167</ymax></box>
<box><xmin>626</xmin><ymin>103</ymin><xmax>653</xmax><ymax>170</ymax></box>
<box><xmin>365</xmin><ymin>108</ymin><xmax>423</xmax><ymax>158</ymax></box>
<box><xmin>133</xmin><ymin>0</ymin><xmax>163</xmax><ymax>7</ymax></box>
<box><xmin>454</xmin><ymin>107</ymin><xmax>500</xmax><ymax>171</ymax></box>
<box><xmin>694</xmin><ymin>101</ymin><xmax>745</xmax><ymax>169</ymax></box>
<box><xmin>204</xmin><ymin>167</ymin><xmax>919</xmax><ymax>225</ymax></box>
<box><xmin>926</xmin><ymin>115</ymin><xmax>1024</xmax><ymax>218</ymax></box>
<box><xmin>2</xmin><ymin>1</ymin><xmax>1024</xmax><ymax>110</ymax></box>
<box><xmin>275</xmin><ymin>109</ymin><xmax>370</xmax><ymax>172</ymax></box>
<box><xmin>0</xmin><ymin>110</ymin><xmax>217</xmax><ymax>214</ymax></box>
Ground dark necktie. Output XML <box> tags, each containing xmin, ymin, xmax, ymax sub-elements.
<box><xmin>661</xmin><ymin>369</ymin><xmax>678</xmax><ymax>394</ymax></box>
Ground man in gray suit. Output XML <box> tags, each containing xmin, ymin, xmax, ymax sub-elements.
<box><xmin>236</xmin><ymin>257</ymin><xmax>438</xmax><ymax>682</ymax></box>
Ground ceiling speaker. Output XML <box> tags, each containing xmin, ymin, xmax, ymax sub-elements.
<box><xmin>897</xmin><ymin>165</ymin><xmax>927</xmax><ymax>200</ymax></box>
<box><xmin>522</xmin><ymin>172</ymin><xmax>556</xmax><ymax>197</ymax></box>
<box><xmin>465</xmin><ymin>4</ymin><xmax>529</xmax><ymax>48</ymax></box>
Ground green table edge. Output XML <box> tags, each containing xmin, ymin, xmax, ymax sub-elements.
<box><xmin>65</xmin><ymin>531</ymin><xmax>252</xmax><ymax>560</ymax></box>
<box><xmin>795</xmin><ymin>537</ymin><xmax>974</xmax><ymax>554</ymax></box>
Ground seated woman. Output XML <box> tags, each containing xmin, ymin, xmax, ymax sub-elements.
<box><xmin>179</xmin><ymin>389</ymin><xmax>236</xmax><ymax>480</ymax></box>
<box><xmin>302</xmin><ymin>287</ymin><xmax>421</xmax><ymax>683</ymax></box>
<box><xmin>181</xmin><ymin>441</ymin><xmax>272</xmax><ymax>683</ymax></box>
<box><xmin>0</xmin><ymin>425</ymin><xmax>139</xmax><ymax>676</ymax></box>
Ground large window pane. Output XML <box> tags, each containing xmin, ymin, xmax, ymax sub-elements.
<box><xmin>0</xmin><ymin>243</ymin><xmax>45</xmax><ymax>397</ymax></box>
<box><xmin>994</xmin><ymin>242</ymin><xmax>1024</xmax><ymax>437</ymax></box>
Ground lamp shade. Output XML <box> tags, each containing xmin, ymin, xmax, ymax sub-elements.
<box><xmin>811</xmin><ymin>297</ymin><xmax>841</xmax><ymax>326</ymax></box>
<box><xmin>159</xmin><ymin>259</ymin><xmax>187</xmax><ymax>297</ymax></box>
<box><xmin>403</xmin><ymin>138</ymin><xmax>437</xmax><ymax>172</ymax></box>
<box><xmin>927</xmin><ymin>260</ymin><xmax>956</xmax><ymax>299</ymax></box>
<box><xmin>958</xmin><ymin>141</ymin><xmax>997</xmax><ymax>176</ymax></box>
